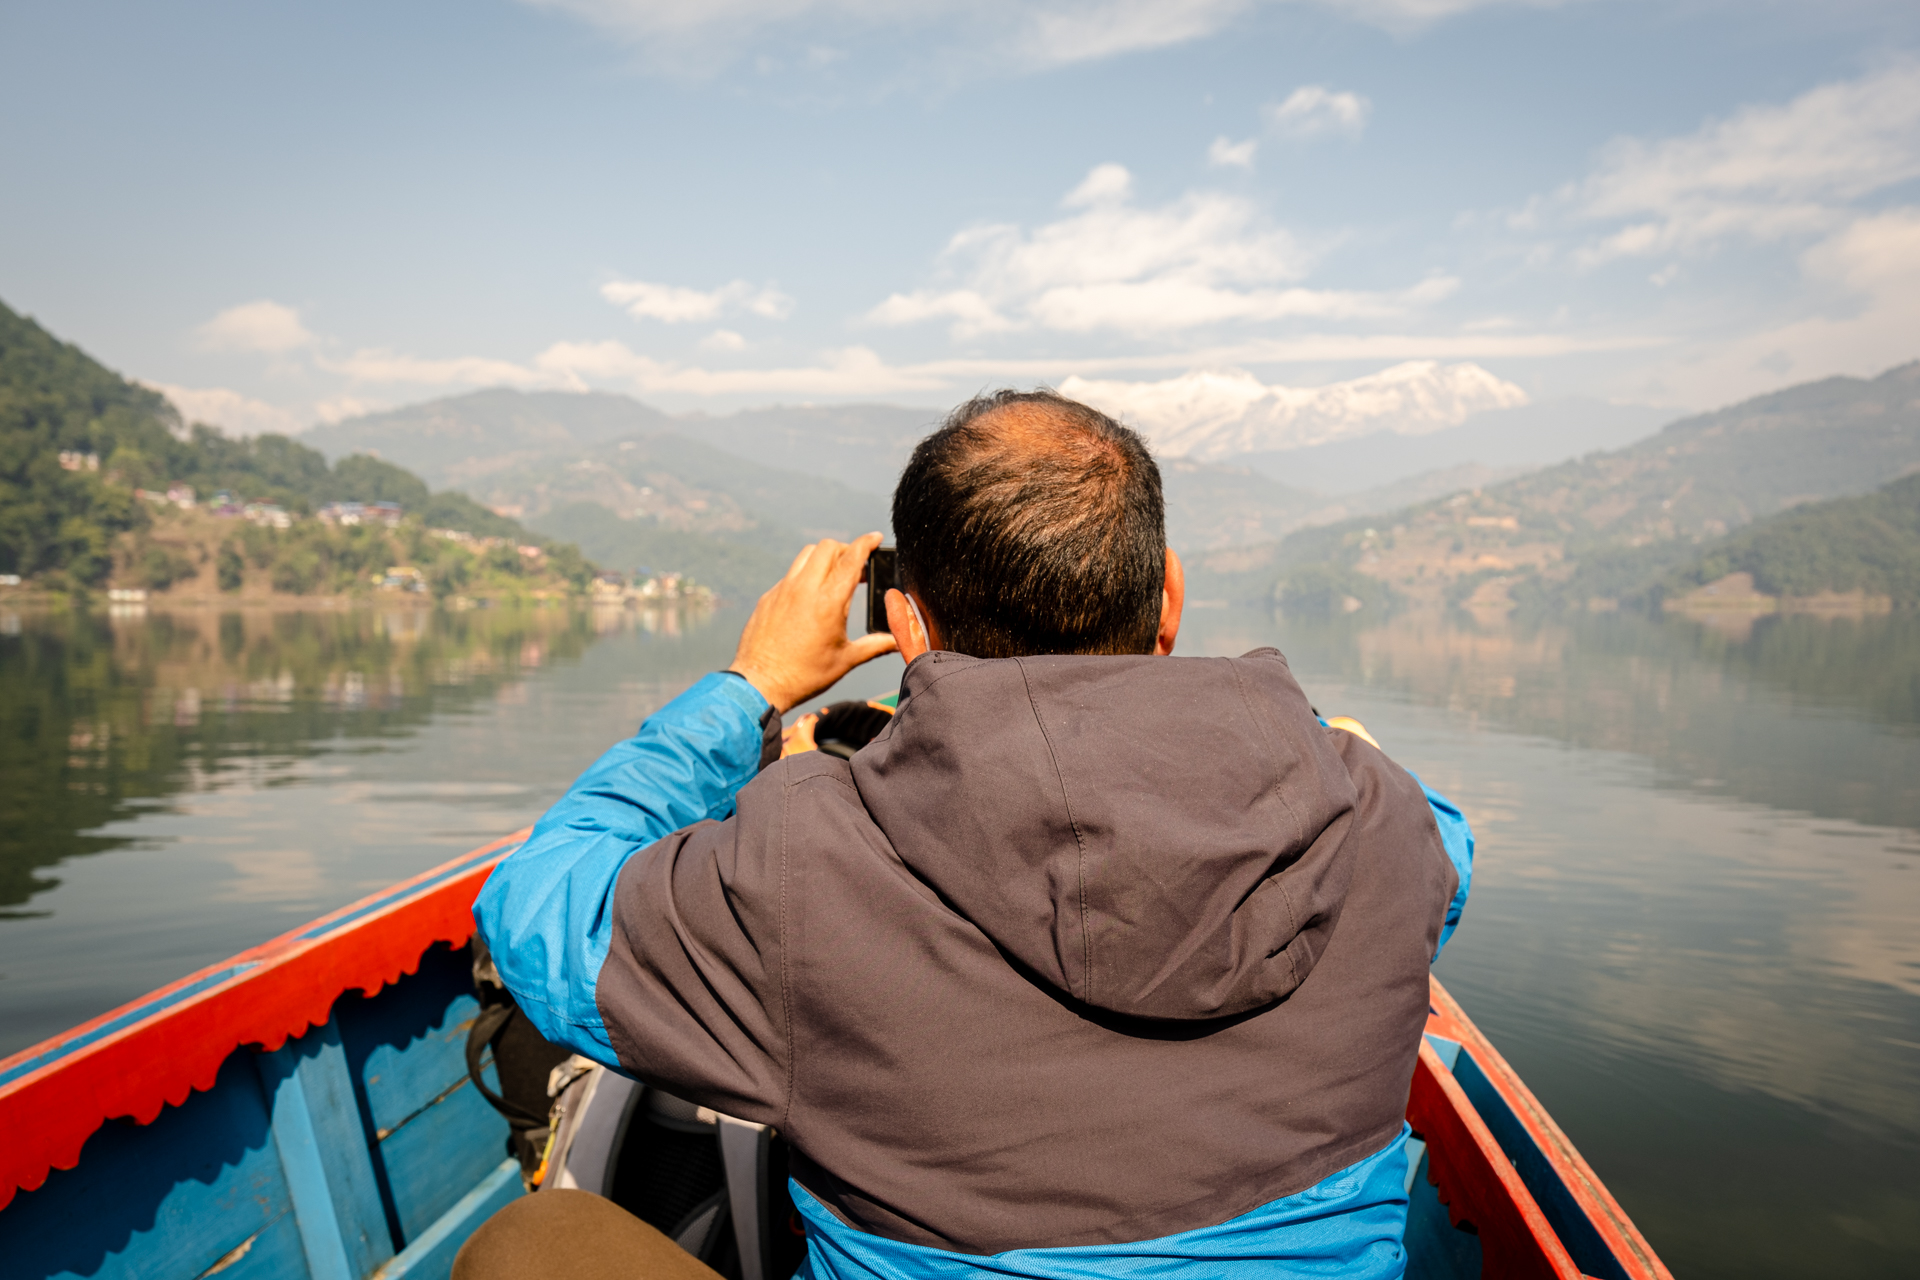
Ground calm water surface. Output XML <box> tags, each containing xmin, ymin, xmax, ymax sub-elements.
<box><xmin>2</xmin><ymin>601</ymin><xmax>1916</xmax><ymax>1278</ymax></box>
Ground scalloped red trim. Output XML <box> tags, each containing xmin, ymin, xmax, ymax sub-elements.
<box><xmin>0</xmin><ymin>829</ymin><xmax>530</xmax><ymax>1212</ymax></box>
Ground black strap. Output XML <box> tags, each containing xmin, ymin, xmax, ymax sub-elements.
<box><xmin>721</xmin><ymin>670</ymin><xmax>785</xmax><ymax>771</ymax></box>
<box><xmin>466</xmin><ymin>1001</ymin><xmax>548</xmax><ymax>1128</ymax></box>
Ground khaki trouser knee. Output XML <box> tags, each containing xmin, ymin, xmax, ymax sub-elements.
<box><xmin>452</xmin><ymin>1189</ymin><xmax>725</xmax><ymax>1280</ymax></box>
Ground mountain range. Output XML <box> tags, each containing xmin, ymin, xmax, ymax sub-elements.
<box><xmin>1059</xmin><ymin>360</ymin><xmax>1533</xmax><ymax>458</ymax></box>
<box><xmin>1189</xmin><ymin>359</ymin><xmax>1920</xmax><ymax>611</ymax></box>
<box><xmin>297</xmin><ymin>377</ymin><xmax>1676</xmax><ymax>575</ymax></box>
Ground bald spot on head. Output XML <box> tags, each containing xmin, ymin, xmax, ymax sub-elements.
<box><xmin>946</xmin><ymin>401</ymin><xmax>1138</xmax><ymax>563</ymax></box>
<box><xmin>891</xmin><ymin>389</ymin><xmax>1166</xmax><ymax>659</ymax></box>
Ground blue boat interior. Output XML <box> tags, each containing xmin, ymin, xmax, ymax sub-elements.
<box><xmin>0</xmin><ymin>943</ymin><xmax>1603</xmax><ymax>1280</ymax></box>
<box><xmin>0</xmin><ymin>943</ymin><xmax>520</xmax><ymax>1280</ymax></box>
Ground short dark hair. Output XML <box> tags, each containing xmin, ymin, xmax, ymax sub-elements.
<box><xmin>892</xmin><ymin>389</ymin><xmax>1166</xmax><ymax>659</ymax></box>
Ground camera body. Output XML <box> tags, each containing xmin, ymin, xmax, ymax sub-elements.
<box><xmin>860</xmin><ymin>546</ymin><xmax>898</xmax><ymax>634</ymax></box>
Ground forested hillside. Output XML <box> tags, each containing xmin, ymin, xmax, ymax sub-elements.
<box><xmin>0</xmin><ymin>299</ymin><xmax>590</xmax><ymax>597</ymax></box>
<box><xmin>306</xmin><ymin>388</ymin><xmax>903</xmax><ymax>596</ymax></box>
<box><xmin>1664</xmin><ymin>472</ymin><xmax>1920</xmax><ymax>606</ymax></box>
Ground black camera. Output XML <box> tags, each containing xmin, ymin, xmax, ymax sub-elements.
<box><xmin>859</xmin><ymin>547</ymin><xmax>898</xmax><ymax>635</ymax></box>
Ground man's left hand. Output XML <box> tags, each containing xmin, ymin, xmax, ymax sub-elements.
<box><xmin>730</xmin><ymin>532</ymin><xmax>899</xmax><ymax>714</ymax></box>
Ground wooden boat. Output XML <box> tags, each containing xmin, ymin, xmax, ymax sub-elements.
<box><xmin>0</xmin><ymin>833</ymin><xmax>1672</xmax><ymax>1280</ymax></box>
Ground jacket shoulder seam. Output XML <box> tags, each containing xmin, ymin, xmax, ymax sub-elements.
<box><xmin>1228</xmin><ymin>658</ymin><xmax>1305</xmax><ymax>850</ymax></box>
<box><xmin>1013</xmin><ymin>656</ymin><xmax>1094</xmax><ymax>1006</ymax></box>
<box><xmin>778</xmin><ymin>775</ymin><xmax>796</xmax><ymax>1130</ymax></box>
<box><xmin>781</xmin><ymin>763</ymin><xmax>864</xmax><ymax>800</ymax></box>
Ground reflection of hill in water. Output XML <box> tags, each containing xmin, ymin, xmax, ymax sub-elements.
<box><xmin>0</xmin><ymin>606</ymin><xmax>715</xmax><ymax>911</ymax></box>
<box><xmin>1271</xmin><ymin>610</ymin><xmax>1920</xmax><ymax>834</ymax></box>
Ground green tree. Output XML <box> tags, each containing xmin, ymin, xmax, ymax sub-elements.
<box><xmin>328</xmin><ymin>453</ymin><xmax>430</xmax><ymax>509</ymax></box>
<box><xmin>132</xmin><ymin>543</ymin><xmax>195</xmax><ymax>590</ymax></box>
<box><xmin>216</xmin><ymin>541</ymin><xmax>245</xmax><ymax>592</ymax></box>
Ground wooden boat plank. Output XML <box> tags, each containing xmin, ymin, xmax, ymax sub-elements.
<box><xmin>184</xmin><ymin>1215</ymin><xmax>312</xmax><ymax>1280</ymax></box>
<box><xmin>371</xmin><ymin>1158</ymin><xmax>524</xmax><ymax>1280</ymax></box>
<box><xmin>1424</xmin><ymin>979</ymin><xmax>1673</xmax><ymax>1280</ymax></box>
<box><xmin>379</xmin><ymin>1069</ymin><xmax>516</xmax><ymax>1244</ymax></box>
<box><xmin>258</xmin><ymin>1019</ymin><xmax>394</xmax><ymax>1277</ymax></box>
<box><xmin>1448</xmin><ymin>1049</ymin><xmax>1625</xmax><ymax>1279</ymax></box>
<box><xmin>1407</xmin><ymin>1038</ymin><xmax>1585</xmax><ymax>1280</ymax></box>
<box><xmin>336</xmin><ymin>946</ymin><xmax>490</xmax><ymax>1138</ymax></box>
<box><xmin>1402</xmin><ymin>1143</ymin><xmax>1484</xmax><ymax>1280</ymax></box>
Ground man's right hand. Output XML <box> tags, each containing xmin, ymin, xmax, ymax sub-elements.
<box><xmin>729</xmin><ymin>533</ymin><xmax>900</xmax><ymax>714</ymax></box>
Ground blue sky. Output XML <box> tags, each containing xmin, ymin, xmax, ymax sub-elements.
<box><xmin>2</xmin><ymin>0</ymin><xmax>1917</xmax><ymax>438</ymax></box>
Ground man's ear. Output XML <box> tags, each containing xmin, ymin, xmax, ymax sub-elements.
<box><xmin>885</xmin><ymin>588</ymin><xmax>936</xmax><ymax>663</ymax></box>
<box><xmin>1155</xmin><ymin>547</ymin><xmax>1185</xmax><ymax>656</ymax></box>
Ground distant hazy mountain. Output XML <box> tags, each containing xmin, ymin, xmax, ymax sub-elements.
<box><xmin>304</xmin><ymin>390</ymin><xmax>937</xmax><ymax>496</ymax></box>
<box><xmin>475</xmin><ymin>432</ymin><xmax>890</xmax><ymax>546</ymax></box>
<box><xmin>299</xmin><ymin>380</ymin><xmax>1673</xmax><ymax>566</ymax></box>
<box><xmin>685</xmin><ymin>403</ymin><xmax>942</xmax><ymax>495</ymax></box>
<box><xmin>1153</xmin><ymin>400</ymin><xmax>1660</xmax><ymax>552</ymax></box>
<box><xmin>1160</xmin><ymin>460</ymin><xmax>1324</xmax><ymax>551</ymax></box>
<box><xmin>1190</xmin><ymin>359</ymin><xmax>1920</xmax><ymax>608</ymax></box>
<box><xmin>302</xmin><ymin>390</ymin><xmax>678</xmax><ymax>490</ymax></box>
<box><xmin>532</xmin><ymin>502</ymin><xmax>800</xmax><ymax>600</ymax></box>
<box><xmin>1495</xmin><ymin>361</ymin><xmax>1920</xmax><ymax>547</ymax></box>
<box><xmin>1239</xmin><ymin>399</ymin><xmax>1671</xmax><ymax>493</ymax></box>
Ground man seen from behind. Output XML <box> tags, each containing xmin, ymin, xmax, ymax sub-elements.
<box><xmin>462</xmin><ymin>390</ymin><xmax>1474</xmax><ymax>1279</ymax></box>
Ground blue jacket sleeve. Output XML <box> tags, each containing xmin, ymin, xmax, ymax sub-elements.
<box><xmin>472</xmin><ymin>671</ymin><xmax>773</xmax><ymax>1065</ymax></box>
<box><xmin>1406</xmin><ymin>773</ymin><xmax>1474</xmax><ymax>960</ymax></box>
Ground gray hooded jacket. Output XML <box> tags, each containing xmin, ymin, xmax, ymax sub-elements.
<box><xmin>595</xmin><ymin>648</ymin><xmax>1457</xmax><ymax>1253</ymax></box>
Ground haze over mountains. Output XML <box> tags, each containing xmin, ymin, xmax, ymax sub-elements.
<box><xmin>194</xmin><ymin>354</ymin><xmax>1920</xmax><ymax>605</ymax></box>
<box><xmin>300</xmin><ymin>369</ymin><xmax>1677</xmax><ymax>578</ymax></box>
<box><xmin>1198</xmin><ymin>360</ymin><xmax>1920</xmax><ymax>612</ymax></box>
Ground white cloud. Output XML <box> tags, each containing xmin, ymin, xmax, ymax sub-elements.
<box><xmin>1061</xmin><ymin>360</ymin><xmax>1529</xmax><ymax>458</ymax></box>
<box><xmin>532</xmin><ymin>340</ymin><xmax>953</xmax><ymax>397</ymax></box>
<box><xmin>534</xmin><ymin>337</ymin><xmax>1590</xmax><ymax>403</ymax></box>
<box><xmin>1568</xmin><ymin>61</ymin><xmax>1920</xmax><ymax>266</ymax></box>
<box><xmin>319</xmin><ymin>349</ymin><xmax>548</xmax><ymax>388</ymax></box>
<box><xmin>523</xmin><ymin>0</ymin><xmax>1544</xmax><ymax>70</ymax></box>
<box><xmin>867</xmin><ymin>164</ymin><xmax>1453</xmax><ymax>338</ymax></box>
<box><xmin>1208</xmin><ymin>135</ymin><xmax>1258</xmax><ymax>169</ymax></box>
<box><xmin>1629</xmin><ymin>207</ymin><xmax>1920</xmax><ymax>408</ymax></box>
<box><xmin>193</xmin><ymin>301</ymin><xmax>315</xmax><ymax>354</ymax></box>
<box><xmin>192</xmin><ymin>320</ymin><xmax>1638</xmax><ymax>413</ymax></box>
<box><xmin>1264</xmin><ymin>85</ymin><xmax>1371</xmax><ymax>138</ymax></box>
<box><xmin>315</xmin><ymin>397</ymin><xmax>379</xmax><ymax>424</ymax></box>
<box><xmin>1018</xmin><ymin>0</ymin><xmax>1250</xmax><ymax>65</ymax></box>
<box><xmin>700</xmin><ymin>328</ymin><xmax>750</xmax><ymax>352</ymax></box>
<box><xmin>865</xmin><ymin>288</ymin><xmax>1012</xmax><ymax>333</ymax></box>
<box><xmin>1065</xmin><ymin>162</ymin><xmax>1134</xmax><ymax>206</ymax></box>
<box><xmin>601</xmin><ymin>277</ymin><xmax>795</xmax><ymax>322</ymax></box>
<box><xmin>147</xmin><ymin>383</ymin><xmax>306</xmax><ymax>436</ymax></box>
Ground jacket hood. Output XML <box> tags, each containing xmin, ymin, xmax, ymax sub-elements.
<box><xmin>851</xmin><ymin>648</ymin><xmax>1360</xmax><ymax>1022</ymax></box>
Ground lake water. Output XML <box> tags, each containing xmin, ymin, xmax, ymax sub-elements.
<box><xmin>2</xmin><ymin>600</ymin><xmax>1916</xmax><ymax>1278</ymax></box>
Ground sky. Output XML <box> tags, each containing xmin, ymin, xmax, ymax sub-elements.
<box><xmin>2</xmin><ymin>0</ymin><xmax>1918</xmax><ymax>438</ymax></box>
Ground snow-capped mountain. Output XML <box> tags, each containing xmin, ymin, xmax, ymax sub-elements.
<box><xmin>1060</xmin><ymin>361</ymin><xmax>1531</xmax><ymax>460</ymax></box>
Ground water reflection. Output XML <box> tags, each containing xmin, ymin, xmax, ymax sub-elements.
<box><xmin>0</xmin><ymin>601</ymin><xmax>742</xmax><ymax>1053</ymax></box>
<box><xmin>1</xmin><ymin>606</ymin><xmax>599</xmax><ymax>912</ymax></box>
<box><xmin>1242</xmin><ymin>610</ymin><xmax>1920</xmax><ymax>830</ymax></box>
